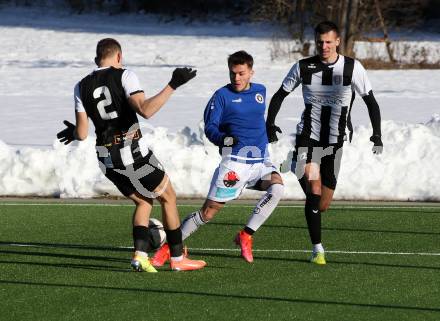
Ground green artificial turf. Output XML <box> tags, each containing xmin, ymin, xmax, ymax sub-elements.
<box><xmin>0</xmin><ymin>202</ymin><xmax>439</xmax><ymax>321</ymax></box>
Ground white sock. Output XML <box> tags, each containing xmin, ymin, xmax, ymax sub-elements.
<box><xmin>171</xmin><ymin>255</ymin><xmax>183</xmax><ymax>262</ymax></box>
<box><xmin>135</xmin><ymin>250</ymin><xmax>148</xmax><ymax>258</ymax></box>
<box><xmin>180</xmin><ymin>210</ymin><xmax>208</xmax><ymax>240</ymax></box>
<box><xmin>313</xmin><ymin>243</ymin><xmax>325</xmax><ymax>253</ymax></box>
<box><xmin>246</xmin><ymin>184</ymin><xmax>284</xmax><ymax>232</ymax></box>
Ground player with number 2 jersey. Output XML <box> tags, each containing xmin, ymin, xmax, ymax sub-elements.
<box><xmin>57</xmin><ymin>38</ymin><xmax>206</xmax><ymax>273</ymax></box>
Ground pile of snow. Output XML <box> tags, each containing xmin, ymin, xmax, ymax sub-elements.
<box><xmin>1</xmin><ymin>116</ymin><xmax>439</xmax><ymax>200</ymax></box>
<box><xmin>336</xmin><ymin>115</ymin><xmax>440</xmax><ymax>201</ymax></box>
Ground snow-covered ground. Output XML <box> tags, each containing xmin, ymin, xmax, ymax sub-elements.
<box><xmin>0</xmin><ymin>7</ymin><xmax>439</xmax><ymax>200</ymax></box>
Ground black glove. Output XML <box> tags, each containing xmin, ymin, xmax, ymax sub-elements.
<box><xmin>168</xmin><ymin>67</ymin><xmax>197</xmax><ymax>90</ymax></box>
<box><xmin>266</xmin><ymin>123</ymin><xmax>282</xmax><ymax>143</ymax></box>
<box><xmin>370</xmin><ymin>135</ymin><xmax>383</xmax><ymax>155</ymax></box>
<box><xmin>223</xmin><ymin>136</ymin><xmax>239</xmax><ymax>147</ymax></box>
<box><xmin>57</xmin><ymin>120</ymin><xmax>76</xmax><ymax>145</ymax></box>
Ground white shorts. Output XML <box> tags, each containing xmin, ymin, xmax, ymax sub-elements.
<box><xmin>207</xmin><ymin>158</ymin><xmax>279</xmax><ymax>202</ymax></box>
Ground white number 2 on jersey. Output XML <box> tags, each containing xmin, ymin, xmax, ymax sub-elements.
<box><xmin>93</xmin><ymin>86</ymin><xmax>118</xmax><ymax>120</ymax></box>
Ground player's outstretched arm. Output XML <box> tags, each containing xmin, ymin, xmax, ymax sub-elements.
<box><xmin>362</xmin><ymin>90</ymin><xmax>383</xmax><ymax>154</ymax></box>
<box><xmin>129</xmin><ymin>67</ymin><xmax>196</xmax><ymax>119</ymax></box>
<box><xmin>266</xmin><ymin>86</ymin><xmax>289</xmax><ymax>143</ymax></box>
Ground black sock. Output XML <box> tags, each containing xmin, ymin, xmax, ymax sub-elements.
<box><xmin>298</xmin><ymin>177</ymin><xmax>307</xmax><ymax>194</ymax></box>
<box><xmin>133</xmin><ymin>225</ymin><xmax>151</xmax><ymax>252</ymax></box>
<box><xmin>165</xmin><ymin>227</ymin><xmax>184</xmax><ymax>257</ymax></box>
<box><xmin>304</xmin><ymin>194</ymin><xmax>321</xmax><ymax>244</ymax></box>
<box><xmin>244</xmin><ymin>226</ymin><xmax>255</xmax><ymax>235</ymax></box>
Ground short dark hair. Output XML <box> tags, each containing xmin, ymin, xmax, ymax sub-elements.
<box><xmin>314</xmin><ymin>21</ymin><xmax>340</xmax><ymax>37</ymax></box>
<box><xmin>228</xmin><ymin>50</ymin><xmax>253</xmax><ymax>68</ymax></box>
<box><xmin>95</xmin><ymin>38</ymin><xmax>122</xmax><ymax>65</ymax></box>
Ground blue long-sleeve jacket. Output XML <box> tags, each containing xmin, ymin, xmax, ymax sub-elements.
<box><xmin>204</xmin><ymin>83</ymin><xmax>269</xmax><ymax>162</ymax></box>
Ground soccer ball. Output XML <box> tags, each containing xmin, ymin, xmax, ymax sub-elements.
<box><xmin>148</xmin><ymin>218</ymin><xmax>166</xmax><ymax>251</ymax></box>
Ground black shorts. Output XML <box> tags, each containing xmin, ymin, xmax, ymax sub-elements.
<box><xmin>103</xmin><ymin>150</ymin><xmax>165</xmax><ymax>197</ymax></box>
<box><xmin>292</xmin><ymin>136</ymin><xmax>343</xmax><ymax>190</ymax></box>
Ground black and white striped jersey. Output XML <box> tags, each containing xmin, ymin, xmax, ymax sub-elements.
<box><xmin>74</xmin><ymin>67</ymin><xmax>150</xmax><ymax>168</ymax></box>
<box><xmin>282</xmin><ymin>55</ymin><xmax>372</xmax><ymax>144</ymax></box>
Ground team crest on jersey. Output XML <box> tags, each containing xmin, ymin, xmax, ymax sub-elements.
<box><xmin>333</xmin><ymin>75</ymin><xmax>342</xmax><ymax>85</ymax></box>
<box><xmin>255</xmin><ymin>93</ymin><xmax>264</xmax><ymax>104</ymax></box>
<box><xmin>223</xmin><ymin>171</ymin><xmax>240</xmax><ymax>187</ymax></box>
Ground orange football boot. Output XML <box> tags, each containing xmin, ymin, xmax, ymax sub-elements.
<box><xmin>170</xmin><ymin>257</ymin><xmax>206</xmax><ymax>271</ymax></box>
<box><xmin>234</xmin><ymin>230</ymin><xmax>254</xmax><ymax>263</ymax></box>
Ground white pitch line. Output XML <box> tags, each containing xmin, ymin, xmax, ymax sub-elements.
<box><xmin>190</xmin><ymin>248</ymin><xmax>440</xmax><ymax>256</ymax></box>
<box><xmin>1</xmin><ymin>203</ymin><xmax>439</xmax><ymax>209</ymax></box>
<box><xmin>2</xmin><ymin>243</ymin><xmax>440</xmax><ymax>256</ymax></box>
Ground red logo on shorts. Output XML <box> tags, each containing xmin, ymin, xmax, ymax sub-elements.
<box><xmin>223</xmin><ymin>171</ymin><xmax>240</xmax><ymax>187</ymax></box>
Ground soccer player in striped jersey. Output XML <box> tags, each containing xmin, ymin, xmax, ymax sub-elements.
<box><xmin>266</xmin><ymin>21</ymin><xmax>383</xmax><ymax>265</ymax></box>
<box><xmin>152</xmin><ymin>51</ymin><xmax>284</xmax><ymax>265</ymax></box>
<box><xmin>56</xmin><ymin>38</ymin><xmax>206</xmax><ymax>272</ymax></box>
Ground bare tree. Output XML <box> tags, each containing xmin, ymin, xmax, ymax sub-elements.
<box><xmin>374</xmin><ymin>0</ymin><xmax>395</xmax><ymax>62</ymax></box>
<box><xmin>344</xmin><ymin>0</ymin><xmax>360</xmax><ymax>56</ymax></box>
<box><xmin>296</xmin><ymin>0</ymin><xmax>306</xmax><ymax>43</ymax></box>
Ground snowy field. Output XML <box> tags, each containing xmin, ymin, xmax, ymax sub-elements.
<box><xmin>0</xmin><ymin>7</ymin><xmax>439</xmax><ymax>200</ymax></box>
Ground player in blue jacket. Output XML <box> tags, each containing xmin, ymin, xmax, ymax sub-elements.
<box><xmin>152</xmin><ymin>51</ymin><xmax>284</xmax><ymax>265</ymax></box>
